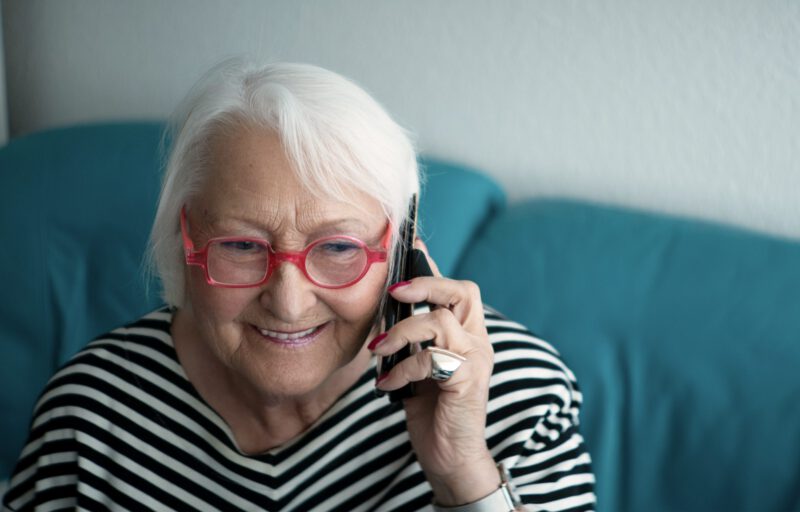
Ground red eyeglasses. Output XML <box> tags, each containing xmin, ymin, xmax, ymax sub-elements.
<box><xmin>180</xmin><ymin>206</ymin><xmax>390</xmax><ymax>289</ymax></box>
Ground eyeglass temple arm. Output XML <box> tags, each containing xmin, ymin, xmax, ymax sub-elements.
<box><xmin>380</xmin><ymin>221</ymin><xmax>393</xmax><ymax>251</ymax></box>
<box><xmin>180</xmin><ymin>206</ymin><xmax>201</xmax><ymax>263</ymax></box>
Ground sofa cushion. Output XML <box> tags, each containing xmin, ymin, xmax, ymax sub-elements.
<box><xmin>417</xmin><ymin>157</ymin><xmax>505</xmax><ymax>276</ymax></box>
<box><xmin>455</xmin><ymin>198</ymin><xmax>800</xmax><ymax>512</ymax></box>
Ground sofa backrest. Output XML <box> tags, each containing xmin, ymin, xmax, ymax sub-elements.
<box><xmin>0</xmin><ymin>122</ymin><xmax>505</xmax><ymax>479</ymax></box>
<box><xmin>455</xmin><ymin>199</ymin><xmax>800</xmax><ymax>511</ymax></box>
<box><xmin>0</xmin><ymin>123</ymin><xmax>167</xmax><ymax>479</ymax></box>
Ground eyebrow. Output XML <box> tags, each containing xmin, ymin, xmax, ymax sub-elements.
<box><xmin>206</xmin><ymin>214</ymin><xmax>376</xmax><ymax>239</ymax></box>
<box><xmin>304</xmin><ymin>218</ymin><xmax>373</xmax><ymax>235</ymax></box>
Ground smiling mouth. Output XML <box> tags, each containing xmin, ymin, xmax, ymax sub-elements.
<box><xmin>254</xmin><ymin>323</ymin><xmax>328</xmax><ymax>345</ymax></box>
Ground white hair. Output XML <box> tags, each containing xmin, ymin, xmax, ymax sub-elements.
<box><xmin>147</xmin><ymin>59</ymin><xmax>420</xmax><ymax>306</ymax></box>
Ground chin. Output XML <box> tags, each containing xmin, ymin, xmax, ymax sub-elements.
<box><xmin>248</xmin><ymin>366</ymin><xmax>337</xmax><ymax>403</ymax></box>
<box><xmin>221</xmin><ymin>316</ymin><xmax>373</xmax><ymax>403</ymax></box>
<box><xmin>236</xmin><ymin>339</ymin><xmax>346</xmax><ymax>398</ymax></box>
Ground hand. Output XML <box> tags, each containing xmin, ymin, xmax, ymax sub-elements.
<box><xmin>371</xmin><ymin>240</ymin><xmax>500</xmax><ymax>506</ymax></box>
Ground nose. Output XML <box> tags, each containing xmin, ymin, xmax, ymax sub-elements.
<box><xmin>258</xmin><ymin>259</ymin><xmax>317</xmax><ymax>323</ymax></box>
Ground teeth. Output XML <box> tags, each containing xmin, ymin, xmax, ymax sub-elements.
<box><xmin>259</xmin><ymin>325</ymin><xmax>317</xmax><ymax>340</ymax></box>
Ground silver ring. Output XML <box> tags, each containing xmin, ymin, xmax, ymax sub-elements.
<box><xmin>427</xmin><ymin>347</ymin><xmax>466</xmax><ymax>382</ymax></box>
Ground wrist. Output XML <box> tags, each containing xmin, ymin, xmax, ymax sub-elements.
<box><xmin>427</xmin><ymin>455</ymin><xmax>499</xmax><ymax>507</ymax></box>
<box><xmin>431</xmin><ymin>462</ymin><xmax>522</xmax><ymax>512</ymax></box>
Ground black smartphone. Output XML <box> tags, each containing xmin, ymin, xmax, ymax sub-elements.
<box><xmin>376</xmin><ymin>194</ymin><xmax>434</xmax><ymax>402</ymax></box>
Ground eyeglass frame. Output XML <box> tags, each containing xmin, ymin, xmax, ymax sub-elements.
<box><xmin>180</xmin><ymin>205</ymin><xmax>390</xmax><ymax>289</ymax></box>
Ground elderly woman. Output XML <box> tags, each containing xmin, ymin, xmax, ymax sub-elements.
<box><xmin>4</xmin><ymin>61</ymin><xmax>595</xmax><ymax>511</ymax></box>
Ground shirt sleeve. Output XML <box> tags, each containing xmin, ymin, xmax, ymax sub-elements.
<box><xmin>2</xmin><ymin>386</ymin><xmax>82</xmax><ymax>512</ymax></box>
<box><xmin>484</xmin><ymin>307</ymin><xmax>596</xmax><ymax>512</ymax></box>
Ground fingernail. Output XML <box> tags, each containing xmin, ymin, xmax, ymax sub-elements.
<box><xmin>388</xmin><ymin>280</ymin><xmax>412</xmax><ymax>293</ymax></box>
<box><xmin>367</xmin><ymin>333</ymin><xmax>388</xmax><ymax>351</ymax></box>
<box><xmin>376</xmin><ymin>373</ymin><xmax>390</xmax><ymax>385</ymax></box>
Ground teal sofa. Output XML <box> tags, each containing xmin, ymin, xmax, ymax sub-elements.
<box><xmin>2</xmin><ymin>123</ymin><xmax>799</xmax><ymax>511</ymax></box>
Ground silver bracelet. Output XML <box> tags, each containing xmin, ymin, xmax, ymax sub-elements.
<box><xmin>431</xmin><ymin>462</ymin><xmax>522</xmax><ymax>512</ymax></box>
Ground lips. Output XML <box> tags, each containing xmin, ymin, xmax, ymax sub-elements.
<box><xmin>254</xmin><ymin>322</ymin><xmax>327</xmax><ymax>345</ymax></box>
<box><xmin>259</xmin><ymin>325</ymin><xmax>317</xmax><ymax>340</ymax></box>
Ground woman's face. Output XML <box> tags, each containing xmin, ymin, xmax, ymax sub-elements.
<box><xmin>182</xmin><ymin>125</ymin><xmax>389</xmax><ymax>401</ymax></box>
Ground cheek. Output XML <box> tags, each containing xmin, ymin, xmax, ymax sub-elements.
<box><xmin>186</xmin><ymin>272</ymin><xmax>254</xmax><ymax>325</ymax></box>
<box><xmin>328</xmin><ymin>270</ymin><xmax>387</xmax><ymax>327</ymax></box>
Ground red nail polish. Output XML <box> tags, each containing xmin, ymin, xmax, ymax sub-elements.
<box><xmin>388</xmin><ymin>280</ymin><xmax>412</xmax><ymax>293</ymax></box>
<box><xmin>376</xmin><ymin>373</ymin><xmax>390</xmax><ymax>385</ymax></box>
<box><xmin>368</xmin><ymin>333</ymin><xmax>388</xmax><ymax>351</ymax></box>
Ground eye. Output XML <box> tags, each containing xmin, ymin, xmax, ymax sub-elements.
<box><xmin>219</xmin><ymin>240</ymin><xmax>264</xmax><ymax>253</ymax></box>
<box><xmin>310</xmin><ymin>239</ymin><xmax>365</xmax><ymax>264</ymax></box>
<box><xmin>319</xmin><ymin>240</ymin><xmax>361</xmax><ymax>254</ymax></box>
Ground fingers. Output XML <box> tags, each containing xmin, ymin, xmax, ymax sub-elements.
<box><xmin>370</xmin><ymin>308</ymin><xmax>493</xmax><ymax>391</ymax></box>
<box><xmin>376</xmin><ymin>346</ymin><xmax>474</xmax><ymax>392</ymax></box>
<box><xmin>371</xmin><ymin>307</ymin><xmax>465</xmax><ymax>356</ymax></box>
<box><xmin>399</xmin><ymin>239</ymin><xmax>480</xmax><ymax>327</ymax></box>
<box><xmin>376</xmin><ymin>248</ymin><xmax>491</xmax><ymax>391</ymax></box>
<box><xmin>389</xmin><ymin>277</ymin><xmax>485</xmax><ymax>334</ymax></box>
<box><xmin>376</xmin><ymin>343</ymin><xmax>493</xmax><ymax>393</ymax></box>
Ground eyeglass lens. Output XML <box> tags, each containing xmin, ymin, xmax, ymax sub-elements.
<box><xmin>208</xmin><ymin>241</ymin><xmax>270</xmax><ymax>284</ymax></box>
<box><xmin>206</xmin><ymin>238</ymin><xmax>369</xmax><ymax>286</ymax></box>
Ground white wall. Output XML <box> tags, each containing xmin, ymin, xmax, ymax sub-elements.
<box><xmin>4</xmin><ymin>0</ymin><xmax>799</xmax><ymax>238</ymax></box>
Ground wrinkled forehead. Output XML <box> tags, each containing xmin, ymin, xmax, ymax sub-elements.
<box><xmin>191</xmin><ymin>128</ymin><xmax>385</xmax><ymax>233</ymax></box>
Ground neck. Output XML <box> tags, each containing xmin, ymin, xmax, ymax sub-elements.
<box><xmin>171</xmin><ymin>308</ymin><xmax>374</xmax><ymax>454</ymax></box>
<box><xmin>226</xmin><ymin>349</ymin><xmax>372</xmax><ymax>453</ymax></box>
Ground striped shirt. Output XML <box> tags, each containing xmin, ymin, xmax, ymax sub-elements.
<box><xmin>3</xmin><ymin>307</ymin><xmax>595</xmax><ymax>511</ymax></box>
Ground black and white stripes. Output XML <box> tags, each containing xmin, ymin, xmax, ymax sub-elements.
<box><xmin>4</xmin><ymin>308</ymin><xmax>595</xmax><ymax>511</ymax></box>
